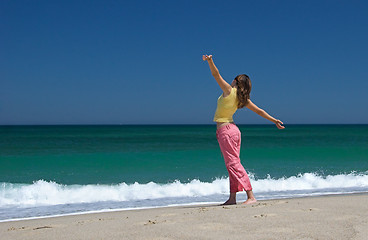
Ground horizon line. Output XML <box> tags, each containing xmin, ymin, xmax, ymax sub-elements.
<box><xmin>1</xmin><ymin>123</ymin><xmax>367</xmax><ymax>127</ymax></box>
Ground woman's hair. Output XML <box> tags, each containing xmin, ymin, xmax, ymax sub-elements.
<box><xmin>234</xmin><ymin>74</ymin><xmax>252</xmax><ymax>109</ymax></box>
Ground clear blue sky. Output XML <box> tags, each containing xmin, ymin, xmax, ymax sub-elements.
<box><xmin>1</xmin><ymin>0</ymin><xmax>367</xmax><ymax>125</ymax></box>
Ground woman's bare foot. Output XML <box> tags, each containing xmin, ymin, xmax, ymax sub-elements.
<box><xmin>222</xmin><ymin>199</ymin><xmax>237</xmax><ymax>205</ymax></box>
<box><xmin>221</xmin><ymin>192</ymin><xmax>237</xmax><ymax>205</ymax></box>
<box><xmin>242</xmin><ymin>198</ymin><xmax>257</xmax><ymax>205</ymax></box>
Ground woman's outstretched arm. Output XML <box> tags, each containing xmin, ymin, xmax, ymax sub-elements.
<box><xmin>246</xmin><ymin>100</ymin><xmax>285</xmax><ymax>129</ymax></box>
<box><xmin>202</xmin><ymin>55</ymin><xmax>232</xmax><ymax>96</ymax></box>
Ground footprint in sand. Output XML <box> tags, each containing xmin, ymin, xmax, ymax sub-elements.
<box><xmin>144</xmin><ymin>220</ymin><xmax>157</xmax><ymax>225</ymax></box>
<box><xmin>33</xmin><ymin>226</ymin><xmax>53</xmax><ymax>230</ymax></box>
<box><xmin>8</xmin><ymin>226</ymin><xmax>28</xmax><ymax>231</ymax></box>
<box><xmin>253</xmin><ymin>213</ymin><xmax>277</xmax><ymax>218</ymax></box>
<box><xmin>306</xmin><ymin>208</ymin><xmax>320</xmax><ymax>212</ymax></box>
<box><xmin>251</xmin><ymin>202</ymin><xmax>269</xmax><ymax>208</ymax></box>
<box><xmin>251</xmin><ymin>200</ymin><xmax>289</xmax><ymax>208</ymax></box>
<box><xmin>198</xmin><ymin>207</ymin><xmax>209</xmax><ymax>212</ymax></box>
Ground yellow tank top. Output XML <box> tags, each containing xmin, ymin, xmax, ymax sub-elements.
<box><xmin>213</xmin><ymin>87</ymin><xmax>238</xmax><ymax>122</ymax></box>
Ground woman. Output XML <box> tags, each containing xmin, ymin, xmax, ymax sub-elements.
<box><xmin>203</xmin><ymin>54</ymin><xmax>284</xmax><ymax>205</ymax></box>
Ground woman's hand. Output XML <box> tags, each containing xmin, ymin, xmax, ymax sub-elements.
<box><xmin>275</xmin><ymin>120</ymin><xmax>285</xmax><ymax>129</ymax></box>
<box><xmin>202</xmin><ymin>55</ymin><xmax>212</xmax><ymax>61</ymax></box>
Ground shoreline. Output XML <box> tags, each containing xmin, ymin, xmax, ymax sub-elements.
<box><xmin>1</xmin><ymin>191</ymin><xmax>367</xmax><ymax>223</ymax></box>
<box><xmin>2</xmin><ymin>193</ymin><xmax>367</xmax><ymax>240</ymax></box>
<box><xmin>0</xmin><ymin>201</ymin><xmax>222</xmax><ymax>224</ymax></box>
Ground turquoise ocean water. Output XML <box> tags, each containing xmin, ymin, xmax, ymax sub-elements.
<box><xmin>1</xmin><ymin>124</ymin><xmax>368</xmax><ymax>221</ymax></box>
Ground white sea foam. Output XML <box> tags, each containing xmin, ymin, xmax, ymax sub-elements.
<box><xmin>1</xmin><ymin>172</ymin><xmax>368</xmax><ymax>208</ymax></box>
<box><xmin>252</xmin><ymin>172</ymin><xmax>368</xmax><ymax>192</ymax></box>
<box><xmin>0</xmin><ymin>178</ymin><xmax>228</xmax><ymax>207</ymax></box>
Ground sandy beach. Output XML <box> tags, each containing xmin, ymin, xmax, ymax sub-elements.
<box><xmin>1</xmin><ymin>193</ymin><xmax>367</xmax><ymax>240</ymax></box>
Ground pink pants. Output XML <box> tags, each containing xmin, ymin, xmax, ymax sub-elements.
<box><xmin>216</xmin><ymin>123</ymin><xmax>252</xmax><ymax>193</ymax></box>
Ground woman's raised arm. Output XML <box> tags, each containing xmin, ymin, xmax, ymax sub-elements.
<box><xmin>203</xmin><ymin>55</ymin><xmax>232</xmax><ymax>96</ymax></box>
